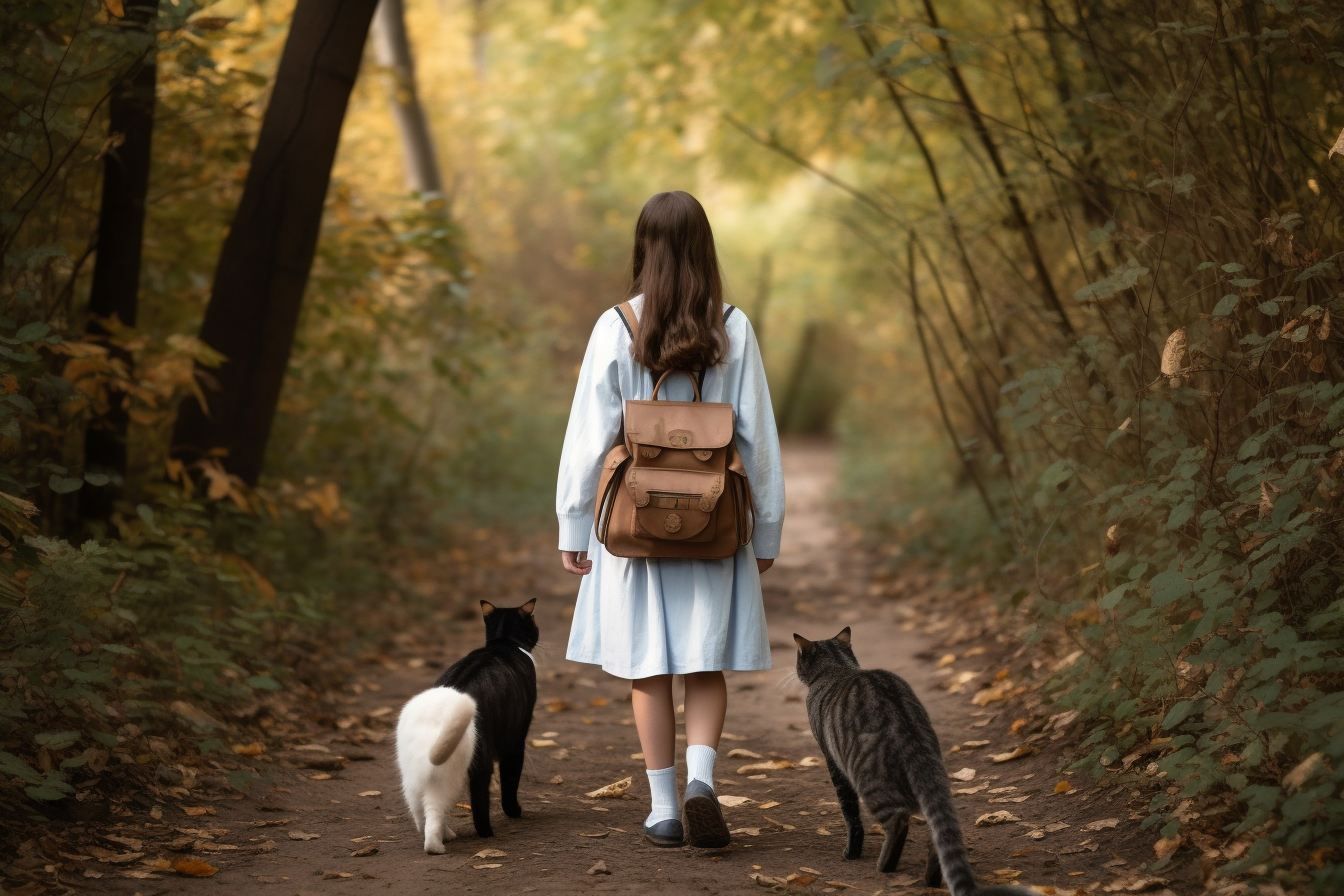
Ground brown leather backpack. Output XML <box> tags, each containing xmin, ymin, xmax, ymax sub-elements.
<box><xmin>593</xmin><ymin>301</ymin><xmax>754</xmax><ymax>560</ymax></box>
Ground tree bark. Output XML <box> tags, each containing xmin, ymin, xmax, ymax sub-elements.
<box><xmin>172</xmin><ymin>0</ymin><xmax>380</xmax><ymax>486</ymax></box>
<box><xmin>921</xmin><ymin>0</ymin><xmax>1076</xmax><ymax>341</ymax></box>
<box><xmin>82</xmin><ymin>0</ymin><xmax>161</xmax><ymax>519</ymax></box>
<box><xmin>370</xmin><ymin>0</ymin><xmax>444</xmax><ymax>195</ymax></box>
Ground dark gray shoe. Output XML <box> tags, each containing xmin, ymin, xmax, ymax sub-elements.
<box><xmin>682</xmin><ymin>779</ymin><xmax>730</xmax><ymax>848</ymax></box>
<box><xmin>643</xmin><ymin>818</ymin><xmax>684</xmax><ymax>847</ymax></box>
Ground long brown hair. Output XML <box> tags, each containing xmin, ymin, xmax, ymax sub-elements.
<box><xmin>628</xmin><ymin>191</ymin><xmax>728</xmax><ymax>372</ymax></box>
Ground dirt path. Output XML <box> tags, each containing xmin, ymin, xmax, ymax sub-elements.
<box><xmin>81</xmin><ymin>441</ymin><xmax>1189</xmax><ymax>896</ymax></box>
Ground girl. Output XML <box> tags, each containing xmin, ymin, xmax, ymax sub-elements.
<box><xmin>556</xmin><ymin>191</ymin><xmax>785</xmax><ymax>849</ymax></box>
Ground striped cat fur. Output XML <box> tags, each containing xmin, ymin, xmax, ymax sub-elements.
<box><xmin>794</xmin><ymin>628</ymin><xmax>1036</xmax><ymax>896</ymax></box>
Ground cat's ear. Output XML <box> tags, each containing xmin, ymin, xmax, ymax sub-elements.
<box><xmin>835</xmin><ymin>627</ymin><xmax>852</xmax><ymax>647</ymax></box>
<box><xmin>480</xmin><ymin>600</ymin><xmax>496</xmax><ymax>616</ymax></box>
<box><xmin>519</xmin><ymin>598</ymin><xmax>537</xmax><ymax>617</ymax></box>
<box><xmin>793</xmin><ymin>633</ymin><xmax>812</xmax><ymax>651</ymax></box>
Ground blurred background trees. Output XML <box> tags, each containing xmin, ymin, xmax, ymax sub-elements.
<box><xmin>1</xmin><ymin>0</ymin><xmax>1341</xmax><ymax>888</ymax></box>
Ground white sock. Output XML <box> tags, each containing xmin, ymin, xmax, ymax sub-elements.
<box><xmin>686</xmin><ymin>744</ymin><xmax>717</xmax><ymax>788</ymax></box>
<box><xmin>645</xmin><ymin>766</ymin><xmax>680</xmax><ymax>826</ymax></box>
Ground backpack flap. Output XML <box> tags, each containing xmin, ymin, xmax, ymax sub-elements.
<box><xmin>623</xmin><ymin>400</ymin><xmax>734</xmax><ymax>451</ymax></box>
<box><xmin>627</xmin><ymin>467</ymin><xmax>726</xmax><ymax>541</ymax></box>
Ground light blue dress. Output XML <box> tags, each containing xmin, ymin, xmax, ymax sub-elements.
<box><xmin>557</xmin><ymin>296</ymin><xmax>785</xmax><ymax>680</ymax></box>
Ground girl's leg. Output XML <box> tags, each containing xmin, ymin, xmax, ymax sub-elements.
<box><xmin>631</xmin><ymin>674</ymin><xmax>676</xmax><ymax>768</ymax></box>
<box><xmin>683</xmin><ymin>671</ymin><xmax>727</xmax><ymax>786</ymax></box>
<box><xmin>632</xmin><ymin>675</ymin><xmax>679</xmax><ymax>828</ymax></box>
<box><xmin>682</xmin><ymin>671</ymin><xmax>726</xmax><ymax>749</ymax></box>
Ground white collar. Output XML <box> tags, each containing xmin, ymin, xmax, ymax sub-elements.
<box><xmin>518</xmin><ymin>647</ymin><xmax>534</xmax><ymax>665</ymax></box>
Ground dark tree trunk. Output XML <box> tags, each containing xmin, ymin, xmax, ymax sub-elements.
<box><xmin>172</xmin><ymin>0</ymin><xmax>380</xmax><ymax>485</ymax></box>
<box><xmin>81</xmin><ymin>0</ymin><xmax>162</xmax><ymax>520</ymax></box>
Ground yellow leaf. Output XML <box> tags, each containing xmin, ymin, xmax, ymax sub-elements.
<box><xmin>584</xmin><ymin>776</ymin><xmax>632</xmax><ymax>799</ymax></box>
<box><xmin>173</xmin><ymin>858</ymin><xmax>218</xmax><ymax>877</ymax></box>
<box><xmin>1054</xmin><ymin>780</ymin><xmax>1074</xmax><ymax>794</ymax></box>
<box><xmin>231</xmin><ymin>742</ymin><xmax>264</xmax><ymax>756</ymax></box>
<box><xmin>1153</xmin><ymin>835</ymin><xmax>1181</xmax><ymax>858</ymax></box>
<box><xmin>102</xmin><ymin>0</ymin><xmax>125</xmax><ymax>17</ymax></box>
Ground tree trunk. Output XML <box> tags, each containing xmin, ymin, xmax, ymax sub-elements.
<box><xmin>81</xmin><ymin>0</ymin><xmax>161</xmax><ymax>520</ymax></box>
<box><xmin>370</xmin><ymin>0</ymin><xmax>444</xmax><ymax>195</ymax></box>
<box><xmin>172</xmin><ymin>0</ymin><xmax>380</xmax><ymax>486</ymax></box>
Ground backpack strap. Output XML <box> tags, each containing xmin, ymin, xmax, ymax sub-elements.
<box><xmin>613</xmin><ymin>302</ymin><xmax>735</xmax><ymax>390</ymax></box>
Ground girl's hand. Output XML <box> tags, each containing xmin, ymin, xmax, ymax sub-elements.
<box><xmin>562</xmin><ymin>551</ymin><xmax>592</xmax><ymax>575</ymax></box>
<box><xmin>757</xmin><ymin>558</ymin><xmax>774</xmax><ymax>574</ymax></box>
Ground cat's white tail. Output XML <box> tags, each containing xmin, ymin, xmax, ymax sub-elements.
<box><xmin>428</xmin><ymin>696</ymin><xmax>477</xmax><ymax>766</ymax></box>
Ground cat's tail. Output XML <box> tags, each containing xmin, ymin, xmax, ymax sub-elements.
<box><xmin>428</xmin><ymin>693</ymin><xmax>477</xmax><ymax>766</ymax></box>
<box><xmin>908</xmin><ymin>747</ymin><xmax>1039</xmax><ymax>896</ymax></box>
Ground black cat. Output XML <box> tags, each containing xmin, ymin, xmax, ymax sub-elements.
<box><xmin>794</xmin><ymin>628</ymin><xmax>1035</xmax><ymax>896</ymax></box>
<box><xmin>432</xmin><ymin>598</ymin><xmax>539</xmax><ymax>838</ymax></box>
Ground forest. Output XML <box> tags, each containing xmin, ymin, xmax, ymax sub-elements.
<box><xmin>2</xmin><ymin>0</ymin><xmax>1342</xmax><ymax>893</ymax></box>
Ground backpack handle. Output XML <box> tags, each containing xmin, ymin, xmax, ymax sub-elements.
<box><xmin>651</xmin><ymin>369</ymin><xmax>702</xmax><ymax>402</ymax></box>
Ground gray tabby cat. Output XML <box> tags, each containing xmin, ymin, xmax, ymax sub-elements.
<box><xmin>794</xmin><ymin>628</ymin><xmax>1035</xmax><ymax>896</ymax></box>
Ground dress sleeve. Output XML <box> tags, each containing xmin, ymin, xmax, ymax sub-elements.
<box><xmin>556</xmin><ymin>312</ymin><xmax>625</xmax><ymax>552</ymax></box>
<box><xmin>732</xmin><ymin>315</ymin><xmax>786</xmax><ymax>559</ymax></box>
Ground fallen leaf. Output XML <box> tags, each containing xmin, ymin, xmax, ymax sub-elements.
<box><xmin>990</xmin><ymin>744</ymin><xmax>1035</xmax><ymax>763</ymax></box>
<box><xmin>173</xmin><ymin>858</ymin><xmax>219</xmax><ymax>877</ymax></box>
<box><xmin>1283</xmin><ymin>752</ymin><xmax>1324</xmax><ymax>791</ymax></box>
<box><xmin>1330</xmin><ymin>126</ymin><xmax>1344</xmax><ymax>159</ymax></box>
<box><xmin>1153</xmin><ymin>835</ymin><xmax>1181</xmax><ymax>859</ymax></box>
<box><xmin>951</xmin><ymin>768</ymin><xmax>977</xmax><ymax>781</ymax></box>
<box><xmin>1054</xmin><ymin>780</ymin><xmax>1074</xmax><ymax>794</ymax></box>
<box><xmin>358</xmin><ymin>790</ymin><xmax>381</xmax><ymax>797</ymax></box>
<box><xmin>98</xmin><ymin>852</ymin><xmax>145</xmax><ymax>864</ymax></box>
<box><xmin>797</xmin><ymin>756</ymin><xmax>823</xmax><ymax>767</ymax></box>
<box><xmin>975</xmin><ymin>811</ymin><xmax>1019</xmax><ymax>826</ymax></box>
<box><xmin>731</xmin><ymin>827</ymin><xmax>762</xmax><ymax>836</ymax></box>
<box><xmin>530</xmin><ymin>739</ymin><xmax>558</xmax><ymax>747</ymax></box>
<box><xmin>630</xmin><ymin>752</ymin><xmax>644</xmax><ymax>760</ymax></box>
<box><xmin>973</xmin><ymin>680</ymin><xmax>1018</xmax><ymax>706</ymax></box>
<box><xmin>1083</xmin><ymin>818</ymin><xmax>1120</xmax><ymax>832</ymax></box>
<box><xmin>231</xmin><ymin>742</ymin><xmax>264</xmax><ymax>756</ymax></box>
<box><xmin>758</xmin><ymin>801</ymin><xmax>780</xmax><ymax>809</ymax></box>
<box><xmin>738</xmin><ymin>760</ymin><xmax>793</xmax><ymax>774</ymax></box>
<box><xmin>718</xmin><ymin>795</ymin><xmax>754</xmax><ymax>807</ymax></box>
<box><xmin>179</xmin><ymin>805</ymin><xmax>215</xmax><ymax>817</ymax></box>
<box><xmin>288</xmin><ymin>831</ymin><xmax>321</xmax><ymax>841</ymax></box>
<box><xmin>816</xmin><ymin>827</ymin><xmax>832</xmax><ymax>835</ymax></box>
<box><xmin>962</xmin><ymin>740</ymin><xmax>990</xmax><ymax>749</ymax></box>
<box><xmin>103</xmin><ymin>834</ymin><xmax>143</xmax><ymax>850</ymax></box>
<box><xmin>1043</xmin><ymin>822</ymin><xmax>1070</xmax><ymax>833</ymax></box>
<box><xmin>350</xmin><ymin>845</ymin><xmax>378</xmax><ymax>857</ymax></box>
<box><xmin>473</xmin><ymin>849</ymin><xmax>506</xmax><ymax>858</ymax></box>
<box><xmin>587</xmin><ymin>860</ymin><xmax>611</xmax><ymax>875</ymax></box>
<box><xmin>310</xmin><ymin>773</ymin><xmax>332</xmax><ymax>780</ymax></box>
<box><xmin>585</xmin><ymin>776</ymin><xmax>632</xmax><ymax>799</ymax></box>
<box><xmin>590</xmin><ymin>697</ymin><xmax>609</xmax><ymax>707</ymax></box>
<box><xmin>549</xmin><ymin>775</ymin><xmax>563</xmax><ymax>784</ymax></box>
<box><xmin>473</xmin><ymin>864</ymin><xmax>501</xmax><ymax>870</ymax></box>
<box><xmin>721</xmin><ymin>732</ymin><xmax>746</xmax><ymax>741</ymax></box>
<box><xmin>954</xmin><ymin>784</ymin><xmax>988</xmax><ymax>794</ymax></box>
<box><xmin>577</xmin><ymin>832</ymin><xmax>608</xmax><ymax>838</ymax></box>
<box><xmin>546</xmin><ymin>699</ymin><xmax>572</xmax><ymax>712</ymax></box>
<box><xmin>799</xmin><ymin>867</ymin><xmax>821</xmax><ymax>875</ymax></box>
<box><xmin>825</xmin><ymin>882</ymin><xmax>855</xmax><ymax>890</ymax></box>
<box><xmin>102</xmin><ymin>0</ymin><xmax>124</xmax><ymax>17</ymax></box>
<box><xmin>727</xmin><ymin>748</ymin><xmax>762</xmax><ymax>759</ymax></box>
<box><xmin>786</xmin><ymin>872</ymin><xmax>815</xmax><ymax>885</ymax></box>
